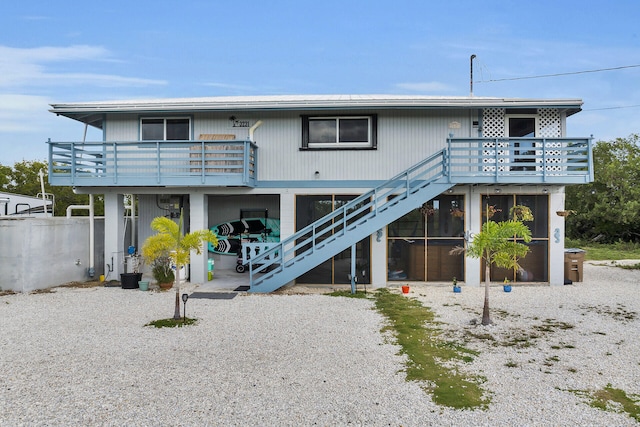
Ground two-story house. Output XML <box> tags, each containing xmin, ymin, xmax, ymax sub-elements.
<box><xmin>48</xmin><ymin>95</ymin><xmax>592</xmax><ymax>292</ymax></box>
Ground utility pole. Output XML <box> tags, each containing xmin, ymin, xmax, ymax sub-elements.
<box><xmin>470</xmin><ymin>54</ymin><xmax>476</xmax><ymax>96</ymax></box>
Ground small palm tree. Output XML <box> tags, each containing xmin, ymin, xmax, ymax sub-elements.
<box><xmin>466</xmin><ymin>218</ymin><xmax>531</xmax><ymax>325</ymax></box>
<box><xmin>142</xmin><ymin>210</ymin><xmax>218</xmax><ymax>319</ymax></box>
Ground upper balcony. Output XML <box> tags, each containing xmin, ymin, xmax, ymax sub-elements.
<box><xmin>48</xmin><ymin>139</ymin><xmax>258</xmax><ymax>187</ymax></box>
<box><xmin>446</xmin><ymin>137</ymin><xmax>593</xmax><ymax>185</ymax></box>
<box><xmin>47</xmin><ymin>137</ymin><xmax>592</xmax><ymax>188</ymax></box>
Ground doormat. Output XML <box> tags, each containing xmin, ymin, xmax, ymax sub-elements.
<box><xmin>189</xmin><ymin>292</ymin><xmax>237</xmax><ymax>300</ymax></box>
<box><xmin>233</xmin><ymin>286</ymin><xmax>250</xmax><ymax>292</ymax></box>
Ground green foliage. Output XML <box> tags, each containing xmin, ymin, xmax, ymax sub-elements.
<box><xmin>467</xmin><ymin>220</ymin><xmax>532</xmax><ymax>272</ymax></box>
<box><xmin>151</xmin><ymin>259</ymin><xmax>175</xmax><ymax>283</ymax></box>
<box><xmin>145</xmin><ymin>317</ymin><xmax>197</xmax><ymax>328</ymax></box>
<box><xmin>0</xmin><ymin>160</ymin><xmax>104</xmax><ymax>216</ymax></box>
<box><xmin>141</xmin><ymin>211</ymin><xmax>218</xmax><ymax>286</ymax></box>
<box><xmin>566</xmin><ymin>134</ymin><xmax>640</xmax><ymax>242</ymax></box>
<box><xmin>373</xmin><ymin>289</ymin><xmax>488</xmax><ymax>409</ymax></box>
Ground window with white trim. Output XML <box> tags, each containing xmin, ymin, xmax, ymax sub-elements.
<box><xmin>302</xmin><ymin>115</ymin><xmax>377</xmax><ymax>149</ymax></box>
<box><xmin>141</xmin><ymin>118</ymin><xmax>190</xmax><ymax>140</ymax></box>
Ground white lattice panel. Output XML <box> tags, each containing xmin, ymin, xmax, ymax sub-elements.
<box><xmin>538</xmin><ymin>108</ymin><xmax>562</xmax><ymax>173</ymax></box>
<box><xmin>482</xmin><ymin>108</ymin><xmax>506</xmax><ymax>172</ymax></box>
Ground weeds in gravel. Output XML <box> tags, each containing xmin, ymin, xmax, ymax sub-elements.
<box><xmin>372</xmin><ymin>289</ymin><xmax>489</xmax><ymax>409</ymax></box>
<box><xmin>566</xmin><ymin>384</ymin><xmax>640</xmax><ymax>422</ymax></box>
<box><xmin>579</xmin><ymin>303</ymin><xmax>638</xmax><ymax>322</ymax></box>
<box><xmin>145</xmin><ymin>318</ymin><xmax>197</xmax><ymax>328</ymax></box>
<box><xmin>504</xmin><ymin>360</ymin><xmax>519</xmax><ymax>368</ymax></box>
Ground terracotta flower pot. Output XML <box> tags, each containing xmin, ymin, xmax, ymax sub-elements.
<box><xmin>158</xmin><ymin>282</ymin><xmax>173</xmax><ymax>290</ymax></box>
<box><xmin>401</xmin><ymin>285</ymin><xmax>410</xmax><ymax>294</ymax></box>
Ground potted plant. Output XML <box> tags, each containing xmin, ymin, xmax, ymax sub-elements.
<box><xmin>452</xmin><ymin>277</ymin><xmax>461</xmax><ymax>293</ymax></box>
<box><xmin>503</xmin><ymin>277</ymin><xmax>512</xmax><ymax>293</ymax></box>
<box><xmin>150</xmin><ymin>255</ymin><xmax>175</xmax><ymax>289</ymax></box>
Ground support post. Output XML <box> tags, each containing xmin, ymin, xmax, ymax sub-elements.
<box><xmin>350</xmin><ymin>243</ymin><xmax>356</xmax><ymax>294</ymax></box>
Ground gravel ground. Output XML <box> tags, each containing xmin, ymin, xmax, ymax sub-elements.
<box><xmin>1</xmin><ymin>262</ymin><xmax>639</xmax><ymax>426</ymax></box>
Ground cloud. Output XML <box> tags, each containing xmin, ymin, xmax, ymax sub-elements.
<box><xmin>0</xmin><ymin>94</ymin><xmax>51</xmax><ymax>132</ymax></box>
<box><xmin>394</xmin><ymin>81</ymin><xmax>456</xmax><ymax>93</ymax></box>
<box><xmin>0</xmin><ymin>45</ymin><xmax>166</xmax><ymax>88</ymax></box>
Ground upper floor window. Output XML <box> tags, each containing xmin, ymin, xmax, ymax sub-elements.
<box><xmin>301</xmin><ymin>115</ymin><xmax>377</xmax><ymax>149</ymax></box>
<box><xmin>141</xmin><ymin>118</ymin><xmax>190</xmax><ymax>140</ymax></box>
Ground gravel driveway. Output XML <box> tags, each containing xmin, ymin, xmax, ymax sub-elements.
<box><xmin>1</xmin><ymin>262</ymin><xmax>638</xmax><ymax>426</ymax></box>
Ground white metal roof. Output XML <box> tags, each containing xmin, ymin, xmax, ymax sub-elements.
<box><xmin>49</xmin><ymin>94</ymin><xmax>583</xmax><ymax>126</ymax></box>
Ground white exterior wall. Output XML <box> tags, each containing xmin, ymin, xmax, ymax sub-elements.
<box><xmin>0</xmin><ymin>218</ymin><xmax>101</xmax><ymax>292</ymax></box>
<box><xmin>549</xmin><ymin>189</ymin><xmax>566</xmax><ymax>286</ymax></box>
<box><xmin>104</xmin><ymin>193</ymin><xmax>126</xmax><ymax>279</ymax></box>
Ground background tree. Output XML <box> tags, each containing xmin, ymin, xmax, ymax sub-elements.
<box><xmin>566</xmin><ymin>134</ymin><xmax>640</xmax><ymax>242</ymax></box>
<box><xmin>0</xmin><ymin>160</ymin><xmax>104</xmax><ymax>216</ymax></box>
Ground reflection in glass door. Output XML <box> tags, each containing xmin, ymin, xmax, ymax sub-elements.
<box><xmin>387</xmin><ymin>194</ymin><xmax>465</xmax><ymax>282</ymax></box>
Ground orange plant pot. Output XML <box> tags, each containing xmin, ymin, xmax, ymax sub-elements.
<box><xmin>401</xmin><ymin>285</ymin><xmax>410</xmax><ymax>294</ymax></box>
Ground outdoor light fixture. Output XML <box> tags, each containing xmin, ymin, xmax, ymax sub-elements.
<box><xmin>182</xmin><ymin>293</ymin><xmax>189</xmax><ymax>321</ymax></box>
<box><xmin>494</xmin><ymin>188</ymin><xmax>501</xmax><ymax>194</ymax></box>
<box><xmin>542</xmin><ymin>188</ymin><xmax>549</xmax><ymax>194</ymax></box>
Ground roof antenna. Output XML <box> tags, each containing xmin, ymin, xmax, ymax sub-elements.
<box><xmin>470</xmin><ymin>54</ymin><xmax>476</xmax><ymax>97</ymax></box>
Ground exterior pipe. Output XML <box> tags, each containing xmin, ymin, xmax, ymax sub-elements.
<box><xmin>249</xmin><ymin>120</ymin><xmax>263</xmax><ymax>141</ymax></box>
<box><xmin>66</xmin><ymin>194</ymin><xmax>95</xmax><ymax>277</ymax></box>
<box><xmin>38</xmin><ymin>169</ymin><xmax>47</xmax><ymax>216</ymax></box>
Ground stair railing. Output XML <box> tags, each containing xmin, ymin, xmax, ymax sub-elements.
<box><xmin>248</xmin><ymin>148</ymin><xmax>449</xmax><ymax>290</ymax></box>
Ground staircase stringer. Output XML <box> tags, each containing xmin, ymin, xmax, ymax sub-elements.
<box><xmin>247</xmin><ymin>181</ymin><xmax>453</xmax><ymax>292</ymax></box>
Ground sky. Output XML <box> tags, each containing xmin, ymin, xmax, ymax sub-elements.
<box><xmin>1</xmin><ymin>0</ymin><xmax>640</xmax><ymax>165</ymax></box>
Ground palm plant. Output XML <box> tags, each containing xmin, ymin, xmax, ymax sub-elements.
<box><xmin>142</xmin><ymin>210</ymin><xmax>218</xmax><ymax>319</ymax></box>
<box><xmin>462</xmin><ymin>207</ymin><xmax>532</xmax><ymax>325</ymax></box>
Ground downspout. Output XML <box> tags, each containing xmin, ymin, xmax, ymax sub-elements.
<box><xmin>124</xmin><ymin>195</ymin><xmax>135</xmax><ymax>249</ymax></box>
<box><xmin>38</xmin><ymin>169</ymin><xmax>47</xmax><ymax>216</ymax></box>
<box><xmin>66</xmin><ymin>194</ymin><xmax>95</xmax><ymax>277</ymax></box>
<box><xmin>249</xmin><ymin>120</ymin><xmax>263</xmax><ymax>141</ymax></box>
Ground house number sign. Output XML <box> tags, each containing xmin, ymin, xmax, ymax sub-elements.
<box><xmin>232</xmin><ymin>119</ymin><xmax>250</xmax><ymax>128</ymax></box>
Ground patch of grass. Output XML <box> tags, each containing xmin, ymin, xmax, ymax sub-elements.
<box><xmin>145</xmin><ymin>317</ymin><xmax>197</xmax><ymax>328</ymax></box>
<box><xmin>373</xmin><ymin>289</ymin><xmax>489</xmax><ymax>409</ymax></box>
<box><xmin>30</xmin><ymin>288</ymin><xmax>56</xmax><ymax>294</ymax></box>
<box><xmin>59</xmin><ymin>280</ymin><xmax>104</xmax><ymax>288</ymax></box>
<box><xmin>551</xmin><ymin>342</ymin><xmax>576</xmax><ymax>350</ymax></box>
<box><xmin>505</xmin><ymin>360</ymin><xmax>519</xmax><ymax>368</ymax></box>
<box><xmin>565</xmin><ymin>239</ymin><xmax>640</xmax><ymax>261</ymax></box>
<box><xmin>567</xmin><ymin>384</ymin><xmax>640</xmax><ymax>422</ymax></box>
<box><xmin>534</xmin><ymin>319</ymin><xmax>574</xmax><ymax>333</ymax></box>
<box><xmin>464</xmin><ymin>331</ymin><xmax>496</xmax><ymax>342</ymax></box>
<box><xmin>327</xmin><ymin>290</ymin><xmax>371</xmax><ymax>299</ymax></box>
